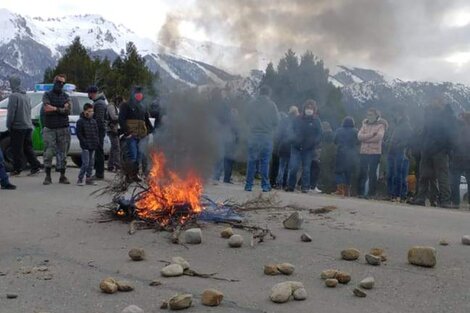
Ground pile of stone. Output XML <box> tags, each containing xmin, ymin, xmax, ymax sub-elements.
<box><xmin>100</xmin><ymin>277</ymin><xmax>134</xmax><ymax>294</ymax></box>
<box><xmin>341</xmin><ymin>247</ymin><xmax>387</xmax><ymax>266</ymax></box>
<box><xmin>264</xmin><ymin>263</ymin><xmax>295</xmax><ymax>276</ymax></box>
<box><xmin>160</xmin><ymin>289</ymin><xmax>224</xmax><ymax>310</ymax></box>
<box><xmin>270</xmin><ymin>281</ymin><xmax>307</xmax><ymax>303</ymax></box>
<box><xmin>161</xmin><ymin>257</ymin><xmax>190</xmax><ymax>277</ymax></box>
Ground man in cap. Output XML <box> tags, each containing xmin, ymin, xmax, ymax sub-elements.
<box><xmin>87</xmin><ymin>85</ymin><xmax>107</xmax><ymax>180</ymax></box>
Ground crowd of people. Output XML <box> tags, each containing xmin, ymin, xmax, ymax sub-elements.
<box><xmin>214</xmin><ymin>86</ymin><xmax>470</xmax><ymax>209</ymax></box>
<box><xmin>1</xmin><ymin>76</ymin><xmax>469</xmax><ymax>210</ymax></box>
<box><xmin>0</xmin><ymin>75</ymin><xmax>153</xmax><ymax>189</ymax></box>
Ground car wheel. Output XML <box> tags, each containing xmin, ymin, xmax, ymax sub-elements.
<box><xmin>0</xmin><ymin>136</ymin><xmax>14</xmax><ymax>172</ymax></box>
<box><xmin>71</xmin><ymin>155</ymin><xmax>82</xmax><ymax>167</ymax></box>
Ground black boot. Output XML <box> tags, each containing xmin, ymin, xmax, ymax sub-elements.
<box><xmin>43</xmin><ymin>167</ymin><xmax>52</xmax><ymax>185</ymax></box>
<box><xmin>1</xmin><ymin>182</ymin><xmax>16</xmax><ymax>190</ymax></box>
<box><xmin>59</xmin><ymin>169</ymin><xmax>70</xmax><ymax>185</ymax></box>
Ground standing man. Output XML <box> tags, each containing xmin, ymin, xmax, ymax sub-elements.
<box><xmin>244</xmin><ymin>85</ymin><xmax>279</xmax><ymax>192</ymax></box>
<box><xmin>86</xmin><ymin>85</ymin><xmax>107</xmax><ymax>180</ymax></box>
<box><xmin>6</xmin><ymin>77</ymin><xmax>41</xmax><ymax>176</ymax></box>
<box><xmin>386</xmin><ymin>108</ymin><xmax>412</xmax><ymax>201</ymax></box>
<box><xmin>119</xmin><ymin>86</ymin><xmax>153</xmax><ymax>182</ymax></box>
<box><xmin>411</xmin><ymin>100</ymin><xmax>455</xmax><ymax>207</ymax></box>
<box><xmin>42</xmin><ymin>74</ymin><xmax>71</xmax><ymax>185</ymax></box>
<box><xmin>286</xmin><ymin>99</ymin><xmax>323</xmax><ymax>193</ymax></box>
<box><xmin>357</xmin><ymin>108</ymin><xmax>388</xmax><ymax>198</ymax></box>
<box><xmin>106</xmin><ymin>95</ymin><xmax>122</xmax><ymax>172</ymax></box>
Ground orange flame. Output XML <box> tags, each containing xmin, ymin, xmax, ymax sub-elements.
<box><xmin>135</xmin><ymin>152</ymin><xmax>203</xmax><ymax>226</ymax></box>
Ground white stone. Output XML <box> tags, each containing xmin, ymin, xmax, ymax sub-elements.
<box><xmin>122</xmin><ymin>305</ymin><xmax>144</xmax><ymax>313</ymax></box>
<box><xmin>228</xmin><ymin>234</ymin><xmax>244</xmax><ymax>248</ymax></box>
<box><xmin>184</xmin><ymin>228</ymin><xmax>202</xmax><ymax>244</ymax></box>
<box><xmin>171</xmin><ymin>257</ymin><xmax>190</xmax><ymax>270</ymax></box>
<box><xmin>359</xmin><ymin>277</ymin><xmax>375</xmax><ymax>290</ymax></box>
<box><xmin>161</xmin><ymin>264</ymin><xmax>184</xmax><ymax>277</ymax></box>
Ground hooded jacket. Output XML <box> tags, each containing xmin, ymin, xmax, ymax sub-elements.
<box><xmin>358</xmin><ymin>118</ymin><xmax>388</xmax><ymax>155</ymax></box>
<box><xmin>387</xmin><ymin>116</ymin><xmax>412</xmax><ymax>155</ymax></box>
<box><xmin>118</xmin><ymin>88</ymin><xmax>153</xmax><ymax>138</ymax></box>
<box><xmin>246</xmin><ymin>95</ymin><xmax>280</xmax><ymax>137</ymax></box>
<box><xmin>335</xmin><ymin>119</ymin><xmax>359</xmax><ymax>173</ymax></box>
<box><xmin>76</xmin><ymin>113</ymin><xmax>100</xmax><ymax>150</ymax></box>
<box><xmin>6</xmin><ymin>87</ymin><xmax>33</xmax><ymax>130</ymax></box>
<box><xmin>92</xmin><ymin>93</ymin><xmax>107</xmax><ymax>133</ymax></box>
<box><xmin>291</xmin><ymin>114</ymin><xmax>323</xmax><ymax>151</ymax></box>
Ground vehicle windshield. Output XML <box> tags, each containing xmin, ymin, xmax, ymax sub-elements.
<box><xmin>0</xmin><ymin>93</ymin><xmax>45</xmax><ymax>109</ymax></box>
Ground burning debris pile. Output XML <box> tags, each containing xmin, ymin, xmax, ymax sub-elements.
<box><xmin>97</xmin><ymin>152</ymin><xmax>277</xmax><ymax>242</ymax></box>
<box><xmin>134</xmin><ymin>152</ymin><xmax>204</xmax><ymax>226</ymax></box>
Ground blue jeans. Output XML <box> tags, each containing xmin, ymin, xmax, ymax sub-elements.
<box><xmin>79</xmin><ymin>149</ymin><xmax>95</xmax><ymax>180</ymax></box>
<box><xmin>288</xmin><ymin>147</ymin><xmax>314</xmax><ymax>191</ymax></box>
<box><xmin>223</xmin><ymin>158</ymin><xmax>234</xmax><ymax>183</ymax></box>
<box><xmin>245</xmin><ymin>135</ymin><xmax>273</xmax><ymax>191</ymax></box>
<box><xmin>126</xmin><ymin>137</ymin><xmax>141</xmax><ymax>164</ymax></box>
<box><xmin>0</xmin><ymin>149</ymin><xmax>10</xmax><ymax>186</ymax></box>
<box><xmin>358</xmin><ymin>154</ymin><xmax>381</xmax><ymax>197</ymax></box>
<box><xmin>387</xmin><ymin>153</ymin><xmax>408</xmax><ymax>198</ymax></box>
<box><xmin>276</xmin><ymin>156</ymin><xmax>289</xmax><ymax>187</ymax></box>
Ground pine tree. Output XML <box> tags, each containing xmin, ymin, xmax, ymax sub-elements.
<box><xmin>42</xmin><ymin>37</ymin><xmax>94</xmax><ymax>90</ymax></box>
<box><xmin>42</xmin><ymin>38</ymin><xmax>158</xmax><ymax>100</ymax></box>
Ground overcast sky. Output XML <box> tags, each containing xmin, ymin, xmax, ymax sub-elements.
<box><xmin>4</xmin><ymin>0</ymin><xmax>470</xmax><ymax>84</ymax></box>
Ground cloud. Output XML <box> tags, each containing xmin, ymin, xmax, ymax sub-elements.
<box><xmin>161</xmin><ymin>0</ymin><xmax>470</xmax><ymax>83</ymax></box>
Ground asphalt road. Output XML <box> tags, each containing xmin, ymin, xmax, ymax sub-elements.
<box><xmin>1</xmin><ymin>168</ymin><xmax>469</xmax><ymax>313</ymax></box>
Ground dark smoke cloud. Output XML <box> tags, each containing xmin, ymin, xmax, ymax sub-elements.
<box><xmin>159</xmin><ymin>0</ymin><xmax>470</xmax><ymax>83</ymax></box>
<box><xmin>158</xmin><ymin>13</ymin><xmax>182</xmax><ymax>54</ymax></box>
<box><xmin>148</xmin><ymin>89</ymin><xmax>225</xmax><ymax>181</ymax></box>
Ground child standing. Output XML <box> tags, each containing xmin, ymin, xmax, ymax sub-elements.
<box><xmin>76</xmin><ymin>103</ymin><xmax>99</xmax><ymax>186</ymax></box>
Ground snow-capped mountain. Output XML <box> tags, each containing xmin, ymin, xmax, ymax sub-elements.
<box><xmin>330</xmin><ymin>66</ymin><xmax>470</xmax><ymax>115</ymax></box>
<box><xmin>0</xmin><ymin>9</ymin><xmax>240</xmax><ymax>92</ymax></box>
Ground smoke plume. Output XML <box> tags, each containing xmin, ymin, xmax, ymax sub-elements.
<box><xmin>158</xmin><ymin>0</ymin><xmax>470</xmax><ymax>82</ymax></box>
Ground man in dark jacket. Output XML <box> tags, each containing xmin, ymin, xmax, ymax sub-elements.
<box><xmin>386</xmin><ymin>109</ymin><xmax>412</xmax><ymax>201</ymax></box>
<box><xmin>244</xmin><ymin>85</ymin><xmax>279</xmax><ymax>192</ymax></box>
<box><xmin>334</xmin><ymin>116</ymin><xmax>359</xmax><ymax>196</ymax></box>
<box><xmin>42</xmin><ymin>74</ymin><xmax>71</xmax><ymax>185</ymax></box>
<box><xmin>87</xmin><ymin>85</ymin><xmax>107</xmax><ymax>180</ymax></box>
<box><xmin>275</xmin><ymin>106</ymin><xmax>299</xmax><ymax>189</ymax></box>
<box><xmin>411</xmin><ymin>100</ymin><xmax>455</xmax><ymax>207</ymax></box>
<box><xmin>119</xmin><ymin>86</ymin><xmax>153</xmax><ymax>181</ymax></box>
<box><xmin>6</xmin><ymin>77</ymin><xmax>41</xmax><ymax>176</ymax></box>
<box><xmin>287</xmin><ymin>99</ymin><xmax>323</xmax><ymax>193</ymax></box>
<box><xmin>106</xmin><ymin>95</ymin><xmax>122</xmax><ymax>172</ymax></box>
<box><xmin>76</xmin><ymin>103</ymin><xmax>100</xmax><ymax>185</ymax></box>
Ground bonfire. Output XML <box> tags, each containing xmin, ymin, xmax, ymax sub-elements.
<box><xmin>134</xmin><ymin>152</ymin><xmax>203</xmax><ymax>226</ymax></box>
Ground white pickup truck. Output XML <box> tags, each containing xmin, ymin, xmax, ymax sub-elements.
<box><xmin>0</xmin><ymin>84</ymin><xmax>110</xmax><ymax>170</ymax></box>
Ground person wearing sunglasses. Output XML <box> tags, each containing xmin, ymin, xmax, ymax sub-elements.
<box><xmin>41</xmin><ymin>74</ymin><xmax>72</xmax><ymax>185</ymax></box>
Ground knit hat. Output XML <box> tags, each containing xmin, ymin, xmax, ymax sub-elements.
<box><xmin>8</xmin><ymin>76</ymin><xmax>21</xmax><ymax>92</ymax></box>
<box><xmin>86</xmin><ymin>85</ymin><xmax>98</xmax><ymax>93</ymax></box>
